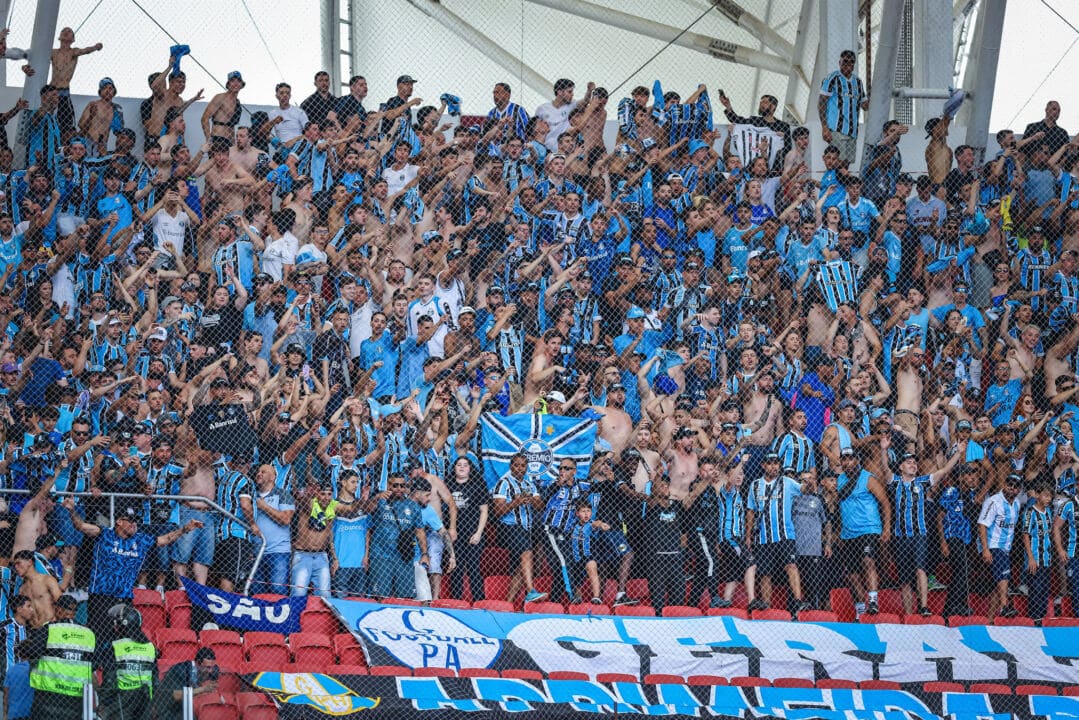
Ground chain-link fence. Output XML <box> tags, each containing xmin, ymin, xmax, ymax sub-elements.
<box><xmin>0</xmin><ymin>1</ymin><xmax>1072</xmax><ymax>719</ymax></box>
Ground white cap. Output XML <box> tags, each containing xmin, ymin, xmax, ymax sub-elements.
<box><xmin>148</xmin><ymin>328</ymin><xmax>167</xmax><ymax>341</ymax></box>
<box><xmin>547</xmin><ymin>391</ymin><xmax>567</xmax><ymax>403</ymax></box>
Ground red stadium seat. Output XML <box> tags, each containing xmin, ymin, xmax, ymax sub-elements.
<box><xmin>548</xmin><ymin>671</ymin><xmax>589</xmax><ymax>680</ymax></box>
<box><xmin>235</xmin><ymin>692</ymin><xmax>274</xmax><ymax>714</ymax></box>
<box><xmin>382</xmin><ymin>597</ymin><xmax>423</xmax><ymax>606</ymax></box>
<box><xmin>877</xmin><ymin>589</ymin><xmax>903</xmax><ymax>616</ymax></box>
<box><xmin>201</xmin><ymin>629</ymin><xmax>242</xmax><ymax>647</ymax></box>
<box><xmin>751</xmin><ymin>609</ymin><xmax>791</xmax><ymax>621</ymax></box>
<box><xmin>1064</xmin><ymin>686</ymin><xmax>1079</xmax><ymax>697</ymax></box>
<box><xmin>431</xmin><ymin>599</ymin><xmax>471</xmax><ymax>610</ymax></box>
<box><xmin>335</xmin><ymin>665</ymin><xmax>369</xmax><ymax>675</ymax></box>
<box><xmin>798</xmin><ymin>610</ymin><xmax>838</xmax><ymax>623</ymax></box>
<box><xmin>133</xmin><ymin>601</ymin><xmax>166</xmax><ymax>638</ymax></box>
<box><xmin>165</xmin><ymin>589</ymin><xmax>192</xmax><ymax>629</ymax></box>
<box><xmin>625</xmin><ymin>578</ymin><xmax>650</xmax><ymax>603</ymax></box>
<box><xmin>133</xmin><ymin>588</ymin><xmax>164</xmax><ymax>607</ymax></box>
<box><xmin>706</xmin><ymin>607</ymin><xmax>748</xmax><ymax>619</ymax></box>
<box><xmin>644</xmin><ymin>674</ymin><xmax>686</xmax><ymax>685</ymax></box>
<box><xmin>597</xmin><ymin>673</ymin><xmax>638</xmax><ymax>683</ymax></box>
<box><xmin>1043</xmin><ymin>617</ymin><xmax>1079</xmax><ymax>627</ymax></box>
<box><xmin>473</xmin><ymin>600</ymin><xmax>515</xmax><ymax>613</ymax></box>
<box><xmin>993</xmin><ymin>615</ymin><xmax>1036</xmax><ymax>627</ymax></box>
<box><xmin>196</xmin><ymin>702</ymin><xmax>240</xmax><ymax>720</ymax></box>
<box><xmin>290</xmin><ymin>632</ymin><xmax>332</xmax><ymax>650</ymax></box>
<box><xmin>244</xmin><ymin>632</ymin><xmax>290</xmax><ymax>666</ymax></box>
<box><xmin>1015</xmin><ymin>685</ymin><xmax>1058</xmax><ymax>696</ymax></box>
<box><xmin>773</xmin><ymin>678</ymin><xmax>814</xmax><ymax>688</ymax></box>
<box><xmin>333</xmin><ymin>637</ymin><xmax>366</xmax><ymax>666</ymax></box>
<box><xmin>501</xmin><ymin>669</ymin><xmax>544</xmax><ymax>681</ymax></box>
<box><xmin>969</xmin><ymin>683</ymin><xmax>1013</xmax><ymax>695</ymax></box>
<box><xmin>948</xmin><ymin>615</ymin><xmax>990</xmax><ymax>627</ymax></box>
<box><xmin>157</xmin><ymin>628</ymin><xmax>198</xmax><ymax>662</ymax></box>
<box><xmin>458</xmin><ymin>668</ymin><xmax>499</xmax><ymax>678</ymax></box>
<box><xmin>687</xmin><ymin>675</ymin><xmax>729</xmax><ymax>686</ymax></box>
<box><xmin>300</xmin><ymin>609</ymin><xmax>340</xmax><ymax>635</ymax></box>
<box><xmin>205</xmin><ymin>641</ymin><xmax>245</xmax><ymax>668</ymax></box>
<box><xmin>369</xmin><ymin>665</ymin><xmax>412</xmax><ymax>676</ymax></box>
<box><xmin>860</xmin><ymin>680</ymin><xmax>901</xmax><ymax>690</ymax></box>
<box><xmin>480</xmin><ymin>546</ymin><xmax>509</xmax><ymax>576</ymax></box>
<box><xmin>830</xmin><ymin>589</ymin><xmax>857</xmax><ymax>623</ymax></box>
<box><xmin>293</xmin><ymin>645</ymin><xmax>336</xmax><ymax>668</ymax></box>
<box><xmin>481</xmin><ymin>576</ymin><xmax>512</xmax><ymax>604</ymax></box>
<box><xmin>615</xmin><ymin>605</ymin><xmax>655</xmax><ymax>617</ymax></box>
<box><xmin>859</xmin><ymin>612</ymin><xmax>901</xmax><ymax>625</ymax></box>
<box><xmin>817</xmin><ymin>678</ymin><xmax>858</xmax><ymax>689</ymax></box>
<box><xmin>661</xmin><ymin>605</ymin><xmax>702</xmax><ymax>617</ymax></box>
<box><xmin>242</xmin><ymin>708</ymin><xmax>277</xmax><ymax>720</ymax></box>
<box><xmin>414</xmin><ymin>667</ymin><xmax>456</xmax><ymax>677</ymax></box>
<box><xmin>730</xmin><ymin>676</ymin><xmax>771</xmax><ymax>687</ymax></box>
<box><xmin>524</xmin><ymin>601</ymin><xmax>564</xmax><ymax>614</ymax></box>
<box><xmin>567</xmin><ymin>602</ymin><xmax>610</xmax><ymax>615</ymax></box>
<box><xmin>904</xmin><ymin>614</ymin><xmax>946</xmax><ymax>625</ymax></box>
<box><xmin>923</xmin><ymin>681</ymin><xmax>965</xmax><ymax>693</ymax></box>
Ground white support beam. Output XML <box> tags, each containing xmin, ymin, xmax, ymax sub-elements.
<box><xmin>783</xmin><ymin>0</ymin><xmax>814</xmax><ymax>124</ymax></box>
<box><xmin>963</xmin><ymin>0</ymin><xmax>1005</xmax><ymax>161</ymax></box>
<box><xmin>709</xmin><ymin>0</ymin><xmax>795</xmax><ymax>58</ymax></box>
<box><xmin>403</xmin><ymin>0</ymin><xmax>554</xmax><ymax>100</ymax></box>
<box><xmin>524</xmin><ymin>0</ymin><xmax>793</xmax><ymax>76</ymax></box>
<box><xmin>14</xmin><ymin>0</ymin><xmax>59</xmax><ymax>163</ymax></box>
<box><xmin>320</xmin><ymin>0</ymin><xmax>342</xmax><ymax>91</ymax></box>
<box><xmin>914</xmin><ymin>0</ymin><xmax>955</xmax><ymax>124</ymax></box>
<box><xmin>864</xmin><ymin>0</ymin><xmax>905</xmax><ymax>146</ymax></box>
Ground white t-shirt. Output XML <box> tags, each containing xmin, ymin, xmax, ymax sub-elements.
<box><xmin>381</xmin><ymin>164</ymin><xmax>418</xmax><ymax>196</ymax></box>
<box><xmin>534</xmin><ymin>101</ymin><xmax>575</xmax><ymax>152</ymax></box>
<box><xmin>261</xmin><ymin>232</ymin><xmax>299</xmax><ymax>281</ymax></box>
<box><xmin>149</xmin><ymin>208</ymin><xmax>189</xmax><ymax>256</ymax></box>
<box><xmin>268</xmin><ymin>105</ymin><xmax>309</xmax><ymax>143</ymax></box>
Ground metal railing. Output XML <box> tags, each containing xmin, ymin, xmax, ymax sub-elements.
<box><xmin>0</xmin><ymin>488</ymin><xmax>266</xmax><ymax>595</ymax></box>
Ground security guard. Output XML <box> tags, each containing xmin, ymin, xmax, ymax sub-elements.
<box><xmin>17</xmin><ymin>608</ymin><xmax>96</xmax><ymax>719</ymax></box>
<box><xmin>98</xmin><ymin>604</ymin><xmax>155</xmax><ymax>720</ymax></box>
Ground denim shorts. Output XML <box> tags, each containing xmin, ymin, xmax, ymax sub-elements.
<box><xmin>332</xmin><ymin>566</ymin><xmax>366</xmax><ymax>598</ymax></box>
<box><xmin>171</xmin><ymin>507</ymin><xmax>215</xmax><ymax>566</ymax></box>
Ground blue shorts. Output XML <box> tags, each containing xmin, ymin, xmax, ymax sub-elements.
<box><xmin>171</xmin><ymin>507</ymin><xmax>215</xmax><ymax>566</ymax></box>
<box><xmin>368</xmin><ymin>553</ymin><xmax>414</xmax><ymax>598</ymax></box>
<box><xmin>990</xmin><ymin>548</ymin><xmax>1012</xmax><ymax>583</ymax></box>
<box><xmin>49</xmin><ymin>503</ymin><xmax>84</xmax><ymax>548</ymax></box>
<box><xmin>893</xmin><ymin>535</ymin><xmax>928</xmax><ymax>583</ymax></box>
<box><xmin>500</xmin><ymin>524</ymin><xmax>533</xmax><ymax>557</ymax></box>
<box><xmin>595</xmin><ymin>529</ymin><xmax>631</xmax><ymax>563</ymax></box>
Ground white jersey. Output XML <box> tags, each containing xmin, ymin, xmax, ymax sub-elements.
<box><xmin>407</xmin><ymin>295</ymin><xmax>448</xmax><ymax>358</ymax></box>
<box><xmin>534</xmin><ymin>101</ymin><xmax>575</xmax><ymax>152</ymax></box>
<box><xmin>978</xmin><ymin>491</ymin><xmax>1021</xmax><ymax>551</ymax></box>
<box><xmin>149</xmin><ymin>208</ymin><xmax>189</xmax><ymax>256</ymax></box>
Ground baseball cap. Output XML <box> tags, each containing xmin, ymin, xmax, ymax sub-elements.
<box><xmin>227</xmin><ymin>70</ymin><xmax>245</xmax><ymax>87</ymax></box>
<box><xmin>396</xmin><ymin>74</ymin><xmax>418</xmax><ymax>84</ymax></box>
<box><xmin>626</xmin><ymin>306</ymin><xmax>646</xmax><ymax>320</ymax></box>
<box><xmin>608</xmin><ymin>382</ymin><xmax>626</xmax><ymax>392</ymax></box>
<box><xmin>1005</xmin><ymin>473</ymin><xmax>1022</xmax><ymax>486</ymax></box>
<box><xmin>35</xmin><ymin>533</ymin><xmax>62</xmax><ymax>551</ymax></box>
<box><xmin>836</xmin><ymin>398</ymin><xmax>856</xmax><ymax>410</ymax></box>
<box><xmin>953</xmin><ymin>282</ymin><xmax>970</xmax><ymax>293</ymax></box>
<box><xmin>684</xmin><ymin>261</ymin><xmax>701</xmax><ymax>271</ymax></box>
<box><xmin>522</xmin><ymin>281</ymin><xmax>540</xmax><ymax>292</ymax></box>
<box><xmin>900</xmin><ymin>452</ymin><xmax>917</xmax><ymax>462</ymax></box>
<box><xmin>118</xmin><ymin>504</ymin><xmax>140</xmax><ymax>523</ymax></box>
<box><xmin>956</xmin><ymin>419</ymin><xmax>972</xmax><ymax>431</ymax></box>
<box><xmin>148</xmin><ymin>328</ymin><xmax>167</xmax><ymax>342</ymax></box>
<box><xmin>108</xmin><ymin>317</ymin><xmax>123</xmax><ymax>325</ymax></box>
<box><xmin>286</xmin><ymin>342</ymin><xmax>305</xmax><ymax>355</ymax></box>
<box><xmin>487</xmin><ymin>285</ymin><xmax>505</xmax><ymax>296</ymax></box>
<box><xmin>99</xmin><ymin>77</ymin><xmax>115</xmax><ymax>91</ymax></box>
<box><xmin>253</xmin><ymin>273</ymin><xmax>273</xmax><ymax>285</ymax></box>
<box><xmin>641</xmin><ymin>138</ymin><xmax>657</xmax><ymax>151</ymax></box>
<box><xmin>278</xmin><ymin>411</ymin><xmax>291</xmax><ymax>422</ymax></box>
<box><xmin>546</xmin><ymin>391</ymin><xmax>567</xmax><ymax>403</ymax></box>
<box><xmin>209</xmin><ymin>377</ymin><xmax>230</xmax><ymax>388</ymax></box>
<box><xmin>446</xmin><ymin>248</ymin><xmax>465</xmax><ymax>261</ymax></box>
<box><xmin>924</xmin><ymin>117</ymin><xmax>941</xmax><ymax>138</ymax></box>
<box><xmin>0</xmin><ymin>362</ymin><xmax>17</xmax><ymax>373</ymax></box>
<box><xmin>727</xmin><ymin>272</ymin><xmax>745</xmax><ymax>283</ymax></box>
<box><xmin>181</xmin><ymin>281</ymin><xmax>198</xmax><ymax>292</ymax></box>
<box><xmin>687</xmin><ymin>139</ymin><xmax>709</xmax><ymax>155</ymax></box>
<box><xmin>764</xmin><ymin>451</ymin><xmax>781</xmax><ymax>462</ymax></box>
<box><xmin>33</xmin><ymin>432</ymin><xmax>56</xmax><ymax>448</ymax></box>
<box><xmin>460</xmin><ymin>306</ymin><xmax>476</xmax><ymax>316</ymax></box>
<box><xmin>161</xmin><ymin>295</ymin><xmax>181</xmax><ymax>308</ymax></box>
<box><xmin>667</xmin><ymin>172</ymin><xmax>684</xmax><ymax>183</ymax></box>
<box><xmin>673</xmin><ymin>426</ymin><xmax>696</xmax><ymax>439</ymax></box>
<box><xmin>840</xmin><ymin>447</ymin><xmax>856</xmax><ymax>457</ymax></box>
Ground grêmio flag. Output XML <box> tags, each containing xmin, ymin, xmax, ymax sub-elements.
<box><xmin>480</xmin><ymin>413</ymin><xmax>596</xmax><ymax>490</ymax></box>
<box><xmin>181</xmin><ymin>576</ymin><xmax>305</xmax><ymax>633</ymax></box>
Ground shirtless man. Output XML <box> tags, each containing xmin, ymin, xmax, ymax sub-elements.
<box><xmin>173</xmin><ymin>446</ymin><xmax>217</xmax><ymax>584</ymax></box>
<box><xmin>893</xmin><ymin>346</ymin><xmax>927</xmax><ymax>441</ymax></box>
<box><xmin>229</xmin><ymin>126</ymin><xmax>261</xmax><ymax>174</ymax></box>
<box><xmin>282</xmin><ymin>176</ymin><xmax>315</xmax><ymax>245</ymax></box>
<box><xmin>523</xmin><ymin>329</ymin><xmax>564</xmax><ymax>407</ymax></box>
<box><xmin>291</xmin><ymin>482</ymin><xmax>337</xmax><ymax>597</ymax></box>
<box><xmin>78</xmin><ymin>77</ymin><xmax>120</xmax><ymax>155</ymax></box>
<box><xmin>201</xmin><ymin>71</ymin><xmax>245</xmax><ymax>145</ymax></box>
<box><xmin>49</xmin><ymin>26</ymin><xmax>102</xmax><ymax>136</ymax></box>
<box><xmin>200</xmin><ymin>141</ymin><xmax>254</xmax><ymax>215</ymax></box>
<box><xmin>594</xmin><ymin>383</ymin><xmax>633</xmax><ymax>456</ymax></box>
<box><xmin>146</xmin><ymin>53</ymin><xmax>204</xmax><ymax>142</ymax></box>
<box><xmin>13</xmin><ymin>550</ymin><xmax>59</xmax><ymax>627</ymax></box>
<box><xmin>12</xmin><ymin>456</ymin><xmax>67</xmax><ymax>556</ymax></box>
<box><xmin>741</xmin><ymin>372</ymin><xmax>782</xmax><ymax>475</ymax></box>
<box><xmin>664</xmin><ymin>426</ymin><xmax>700</xmax><ymax>500</ymax></box>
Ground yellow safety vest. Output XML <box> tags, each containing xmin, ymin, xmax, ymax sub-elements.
<box><xmin>29</xmin><ymin>622</ymin><xmax>96</xmax><ymax>697</ymax></box>
<box><xmin>113</xmin><ymin>638</ymin><xmax>156</xmax><ymax>692</ymax></box>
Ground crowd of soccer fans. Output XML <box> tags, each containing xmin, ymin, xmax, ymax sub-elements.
<box><xmin>0</xmin><ymin>26</ymin><xmax>1074</xmax><ymax>683</ymax></box>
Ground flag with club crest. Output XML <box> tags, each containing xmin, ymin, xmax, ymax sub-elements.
<box><xmin>480</xmin><ymin>413</ymin><xmax>597</xmax><ymax>490</ymax></box>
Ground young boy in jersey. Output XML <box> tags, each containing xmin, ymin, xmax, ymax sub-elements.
<box><xmin>411</xmin><ymin>477</ymin><xmax>455</xmax><ymax>604</ymax></box>
<box><xmin>1022</xmin><ymin>482</ymin><xmax>1054</xmax><ymax>622</ymax></box>
<box><xmin>642</xmin><ymin>476</ymin><xmax>686</xmax><ymax>613</ymax></box>
<box><xmin>1053</xmin><ymin>483</ymin><xmax>1079</xmax><ymax>613</ymax></box>
<box><xmin>332</xmin><ymin>470</ymin><xmax>369</xmax><ymax>599</ymax></box>
<box><xmin>792</xmin><ymin>469</ymin><xmax>831</xmax><ymax>610</ymax></box>
<box><xmin>568</xmin><ymin>499</ymin><xmax>604</xmax><ymax>604</ymax></box>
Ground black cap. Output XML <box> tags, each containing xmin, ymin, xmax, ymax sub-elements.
<box><xmin>286</xmin><ymin>342</ymin><xmax>305</xmax><ymax>355</ymax></box>
<box><xmin>210</xmin><ymin>377</ymin><xmax>230</xmax><ymax>388</ymax></box>
<box><xmin>673</xmin><ymin>426</ymin><xmax>696</xmax><ymax>439</ymax></box>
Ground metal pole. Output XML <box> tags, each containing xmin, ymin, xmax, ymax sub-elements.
<box><xmin>963</xmin><ymin>0</ymin><xmax>1006</xmax><ymax>163</ymax></box>
<box><xmin>244</xmin><ymin>537</ymin><xmax>267</xmax><ymax>595</ymax></box>
<box><xmin>182</xmin><ymin>685</ymin><xmax>194</xmax><ymax>720</ymax></box>
<box><xmin>0</xmin><ymin>0</ymin><xmax>10</xmax><ymax>88</ymax></box>
<box><xmin>404</xmin><ymin>0</ymin><xmax>554</xmax><ymax>100</ymax></box>
<box><xmin>82</xmin><ymin>682</ymin><xmax>94</xmax><ymax>720</ymax></box>
<box><xmin>893</xmin><ymin>87</ymin><xmax>956</xmax><ymax>100</ymax></box>
<box><xmin>13</xmin><ymin>0</ymin><xmax>60</xmax><ymax>165</ymax></box>
<box><xmin>320</xmin><ymin>0</ymin><xmax>342</xmax><ymax>92</ymax></box>
<box><xmin>863</xmin><ymin>0</ymin><xmax>904</xmax><ymax>146</ymax></box>
<box><xmin>913</xmin><ymin>0</ymin><xmax>955</xmax><ymax>125</ymax></box>
<box><xmin>524</xmin><ymin>0</ymin><xmax>793</xmax><ymax>75</ymax></box>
